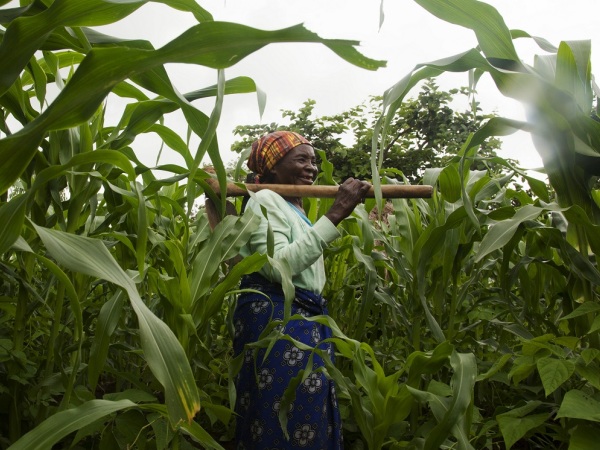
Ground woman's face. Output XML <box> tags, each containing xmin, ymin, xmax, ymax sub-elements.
<box><xmin>268</xmin><ymin>144</ymin><xmax>318</xmax><ymax>185</ymax></box>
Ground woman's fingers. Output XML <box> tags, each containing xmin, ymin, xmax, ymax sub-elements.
<box><xmin>324</xmin><ymin>179</ymin><xmax>372</xmax><ymax>225</ymax></box>
<box><xmin>340</xmin><ymin>178</ymin><xmax>371</xmax><ymax>201</ymax></box>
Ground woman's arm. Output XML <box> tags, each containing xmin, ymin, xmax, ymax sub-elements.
<box><xmin>245</xmin><ymin>178</ymin><xmax>370</xmax><ymax>282</ymax></box>
<box><xmin>245</xmin><ymin>192</ymin><xmax>339</xmax><ymax>279</ymax></box>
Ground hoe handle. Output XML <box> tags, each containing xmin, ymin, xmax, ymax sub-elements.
<box><xmin>205</xmin><ymin>181</ymin><xmax>433</xmax><ymax>199</ymax></box>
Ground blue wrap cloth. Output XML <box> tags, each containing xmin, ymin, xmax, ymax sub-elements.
<box><xmin>233</xmin><ymin>273</ymin><xmax>343</xmax><ymax>449</ymax></box>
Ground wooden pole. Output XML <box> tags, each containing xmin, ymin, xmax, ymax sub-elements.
<box><xmin>204</xmin><ymin>180</ymin><xmax>433</xmax><ymax>199</ymax></box>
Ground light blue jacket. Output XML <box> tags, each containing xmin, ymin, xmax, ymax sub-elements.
<box><xmin>240</xmin><ymin>189</ymin><xmax>340</xmax><ymax>294</ymax></box>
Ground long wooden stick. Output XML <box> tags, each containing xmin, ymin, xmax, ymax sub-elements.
<box><xmin>205</xmin><ymin>180</ymin><xmax>433</xmax><ymax>199</ymax></box>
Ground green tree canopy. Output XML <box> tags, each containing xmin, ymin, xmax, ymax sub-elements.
<box><xmin>231</xmin><ymin>80</ymin><xmax>503</xmax><ymax>183</ymax></box>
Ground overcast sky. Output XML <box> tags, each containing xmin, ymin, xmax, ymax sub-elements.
<box><xmin>8</xmin><ymin>0</ymin><xmax>600</xmax><ymax>172</ymax></box>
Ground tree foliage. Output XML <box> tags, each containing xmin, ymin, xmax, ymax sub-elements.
<box><xmin>1</xmin><ymin>0</ymin><xmax>600</xmax><ymax>449</ymax></box>
<box><xmin>232</xmin><ymin>80</ymin><xmax>503</xmax><ymax>182</ymax></box>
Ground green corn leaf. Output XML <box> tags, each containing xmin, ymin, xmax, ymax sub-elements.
<box><xmin>26</xmin><ymin>55</ymin><xmax>47</xmax><ymax>107</ymax></box>
<box><xmin>88</xmin><ymin>291</ymin><xmax>126</xmax><ymax>390</ymax></box>
<box><xmin>414</xmin><ymin>0</ymin><xmax>519</xmax><ymax>62</ymax></box>
<box><xmin>476</xmin><ymin>353</ymin><xmax>512</xmax><ymax>382</ymax></box>
<box><xmin>196</xmin><ymin>253</ymin><xmax>267</xmax><ymax>331</ymax></box>
<box><xmin>134</xmin><ymin>183</ymin><xmax>148</xmax><ymax>274</ymax></box>
<box><xmin>189</xmin><ymin>215</ymin><xmax>238</xmax><ymax>301</ymax></box>
<box><xmin>475</xmin><ymin>205</ymin><xmax>544</xmax><ymax>262</ymax></box>
<box><xmin>422</xmin><ymin>351</ymin><xmax>477</xmax><ymax>450</ymax></box>
<box><xmin>153</xmin><ymin>0</ymin><xmax>213</xmax><ymax>23</ymax></box>
<box><xmin>406</xmin><ymin>341</ymin><xmax>454</xmax><ymax>387</ymax></box>
<box><xmin>179</xmin><ymin>420</ymin><xmax>226</xmax><ymax>450</ymax></box>
<box><xmin>189</xmin><ymin>69</ymin><xmax>226</xmax><ymax>213</ymax></box>
<box><xmin>0</xmin><ymin>0</ymin><xmax>147</xmax><ymax>95</ymax></box>
<box><xmin>266</xmin><ymin>256</ymin><xmax>295</xmax><ymax>321</ymax></box>
<box><xmin>220</xmin><ymin>210</ymin><xmax>262</xmax><ymax>262</ymax></box>
<box><xmin>11</xmin><ymin>236</ymin><xmax>33</xmax><ymax>253</ymax></box>
<box><xmin>438</xmin><ymin>164</ymin><xmax>462</xmax><ymax>203</ymax></box>
<box><xmin>0</xmin><ymin>21</ymin><xmax>384</xmax><ymax>194</ymax></box>
<box><xmin>31</xmin><ymin>149</ymin><xmax>136</xmax><ymax>189</ymax></box>
<box><xmin>352</xmin><ymin>242</ymin><xmax>378</xmax><ymax>339</ymax></box>
<box><xmin>529</xmin><ymin>226</ymin><xmax>600</xmax><ymax>286</ymax></box>
<box><xmin>555</xmin><ymin>40</ymin><xmax>593</xmax><ymax>113</ymax></box>
<box><xmin>7</xmin><ymin>399</ymin><xmax>137</xmax><ymax>450</ymax></box>
<box><xmin>0</xmin><ymin>194</ymin><xmax>28</xmax><ymax>255</ymax></box>
<box><xmin>511</xmin><ymin>29</ymin><xmax>557</xmax><ymax>53</ymax></box>
<box><xmin>145</xmin><ymin>124</ymin><xmax>194</xmax><ymax>166</ymax></box>
<box><xmin>32</xmin><ymin>225</ymin><xmax>200</xmax><ymax>424</ymax></box>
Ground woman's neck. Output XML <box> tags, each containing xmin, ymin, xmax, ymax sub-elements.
<box><xmin>284</xmin><ymin>196</ymin><xmax>303</xmax><ymax>212</ymax></box>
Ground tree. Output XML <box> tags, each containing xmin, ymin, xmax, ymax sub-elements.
<box><xmin>231</xmin><ymin>80</ymin><xmax>503</xmax><ymax>183</ymax></box>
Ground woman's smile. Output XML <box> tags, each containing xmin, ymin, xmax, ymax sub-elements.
<box><xmin>268</xmin><ymin>144</ymin><xmax>318</xmax><ymax>186</ymax></box>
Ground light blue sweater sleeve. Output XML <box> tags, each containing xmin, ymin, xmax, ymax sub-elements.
<box><xmin>241</xmin><ymin>189</ymin><xmax>340</xmax><ymax>293</ymax></box>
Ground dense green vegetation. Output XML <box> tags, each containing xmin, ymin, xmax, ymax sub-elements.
<box><xmin>1</xmin><ymin>0</ymin><xmax>600</xmax><ymax>449</ymax></box>
<box><xmin>231</xmin><ymin>81</ymin><xmax>504</xmax><ymax>183</ymax></box>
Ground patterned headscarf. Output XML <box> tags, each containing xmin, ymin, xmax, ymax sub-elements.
<box><xmin>248</xmin><ymin>131</ymin><xmax>312</xmax><ymax>183</ymax></box>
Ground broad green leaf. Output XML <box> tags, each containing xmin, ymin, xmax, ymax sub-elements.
<box><xmin>33</xmin><ymin>225</ymin><xmax>200</xmax><ymax>424</ymax></box>
<box><xmin>581</xmin><ymin>348</ymin><xmax>600</xmax><ymax>365</ymax></box>
<box><xmin>497</xmin><ymin>412</ymin><xmax>548</xmax><ymax>450</ymax></box>
<box><xmin>0</xmin><ymin>22</ymin><xmax>384</xmax><ymax>194</ymax></box>
<box><xmin>476</xmin><ymin>353</ymin><xmax>511</xmax><ymax>382</ymax></box>
<box><xmin>220</xmin><ymin>211</ymin><xmax>262</xmax><ymax>262</ymax></box>
<box><xmin>589</xmin><ymin>315</ymin><xmax>600</xmax><ymax>335</ymax></box>
<box><xmin>189</xmin><ymin>69</ymin><xmax>226</xmax><ymax>214</ymax></box>
<box><xmin>406</xmin><ymin>341</ymin><xmax>454</xmax><ymax>387</ymax></box>
<box><xmin>556</xmin><ymin>389</ymin><xmax>600</xmax><ymax>422</ymax></box>
<box><xmin>438</xmin><ymin>164</ymin><xmax>461</xmax><ymax>203</ymax></box>
<box><xmin>8</xmin><ymin>399</ymin><xmax>137</xmax><ymax>450</ymax></box>
<box><xmin>423</xmin><ymin>352</ymin><xmax>477</xmax><ymax>450</ymax></box>
<box><xmin>134</xmin><ymin>183</ymin><xmax>148</xmax><ymax>274</ymax></box>
<box><xmin>475</xmin><ymin>205</ymin><xmax>544</xmax><ymax>262</ymax></box>
<box><xmin>352</xmin><ymin>241</ymin><xmax>378</xmax><ymax>338</ymax></box>
<box><xmin>153</xmin><ymin>0</ymin><xmax>213</xmax><ymax>22</ymax></box>
<box><xmin>104</xmin><ymin>389</ymin><xmax>157</xmax><ymax>403</ymax></box>
<box><xmin>180</xmin><ymin>420</ymin><xmax>226</xmax><ymax>450</ymax></box>
<box><xmin>11</xmin><ymin>236</ymin><xmax>33</xmax><ymax>252</ymax></box>
<box><xmin>266</xmin><ymin>256</ymin><xmax>295</xmax><ymax>321</ymax></box>
<box><xmin>31</xmin><ymin>149</ymin><xmax>136</xmax><ymax>190</ymax></box>
<box><xmin>570</xmin><ymin>425</ymin><xmax>600</xmax><ymax>450</ymax></box>
<box><xmin>414</xmin><ymin>0</ymin><xmax>519</xmax><ymax>61</ymax></box>
<box><xmin>88</xmin><ymin>291</ymin><xmax>126</xmax><ymax>390</ymax></box>
<box><xmin>555</xmin><ymin>40</ymin><xmax>593</xmax><ymax>113</ymax></box>
<box><xmin>0</xmin><ymin>0</ymin><xmax>147</xmax><ymax>95</ymax></box>
<box><xmin>576</xmin><ymin>363</ymin><xmax>600</xmax><ymax>391</ymax></box>
<box><xmin>511</xmin><ymin>29</ymin><xmax>557</xmax><ymax>53</ymax></box>
<box><xmin>196</xmin><ymin>253</ymin><xmax>267</xmax><ymax>331</ymax></box>
<box><xmin>536</xmin><ymin>357</ymin><xmax>575</xmax><ymax>397</ymax></box>
<box><xmin>0</xmin><ymin>194</ymin><xmax>27</xmax><ymax>255</ymax></box>
<box><xmin>189</xmin><ymin>215</ymin><xmax>238</xmax><ymax>301</ymax></box>
<box><xmin>530</xmin><ymin>226</ymin><xmax>600</xmax><ymax>286</ymax></box>
<box><xmin>560</xmin><ymin>302</ymin><xmax>600</xmax><ymax>321</ymax></box>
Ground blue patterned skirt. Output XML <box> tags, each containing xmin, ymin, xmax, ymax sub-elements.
<box><xmin>233</xmin><ymin>274</ymin><xmax>343</xmax><ymax>449</ymax></box>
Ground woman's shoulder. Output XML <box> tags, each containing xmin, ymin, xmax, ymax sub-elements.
<box><xmin>245</xmin><ymin>188</ymin><xmax>288</xmax><ymax>213</ymax></box>
<box><xmin>251</xmin><ymin>188</ymin><xmax>286</xmax><ymax>205</ymax></box>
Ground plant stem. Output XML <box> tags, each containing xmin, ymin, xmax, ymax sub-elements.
<box><xmin>44</xmin><ymin>283</ymin><xmax>65</xmax><ymax>378</ymax></box>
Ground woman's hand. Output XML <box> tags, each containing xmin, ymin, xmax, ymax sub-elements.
<box><xmin>324</xmin><ymin>178</ymin><xmax>371</xmax><ymax>226</ymax></box>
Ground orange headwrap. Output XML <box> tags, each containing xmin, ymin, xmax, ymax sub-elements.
<box><xmin>248</xmin><ymin>131</ymin><xmax>312</xmax><ymax>183</ymax></box>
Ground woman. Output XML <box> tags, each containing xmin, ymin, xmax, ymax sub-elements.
<box><xmin>233</xmin><ymin>131</ymin><xmax>370</xmax><ymax>449</ymax></box>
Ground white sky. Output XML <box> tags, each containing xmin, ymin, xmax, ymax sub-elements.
<box><xmin>6</xmin><ymin>0</ymin><xmax>600</xmax><ymax>173</ymax></box>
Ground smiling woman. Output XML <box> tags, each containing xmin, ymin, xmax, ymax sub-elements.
<box><xmin>232</xmin><ymin>131</ymin><xmax>370</xmax><ymax>449</ymax></box>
